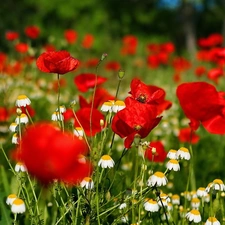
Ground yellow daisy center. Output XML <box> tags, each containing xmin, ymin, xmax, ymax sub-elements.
<box><xmin>84</xmin><ymin>177</ymin><xmax>92</xmax><ymax>182</ymax></box>
<box><xmin>154</xmin><ymin>171</ymin><xmax>165</xmax><ymax>178</ymax></box>
<box><xmin>169</xmin><ymin>159</ymin><xmax>179</xmax><ymax>164</ymax></box>
<box><xmin>8</xmin><ymin>194</ymin><xmax>17</xmax><ymax>199</ymax></box>
<box><xmin>191</xmin><ymin>209</ymin><xmax>200</xmax><ymax>215</ymax></box>
<box><xmin>101</xmin><ymin>155</ymin><xmax>111</xmax><ymax>161</ymax></box>
<box><xmin>13</xmin><ymin>199</ymin><xmax>24</xmax><ymax>206</ymax></box>
<box><xmin>213</xmin><ymin>179</ymin><xmax>223</xmax><ymax>185</ymax></box>
<box><xmin>17</xmin><ymin>95</ymin><xmax>27</xmax><ymax>100</ymax></box>
<box><xmin>179</xmin><ymin>147</ymin><xmax>189</xmax><ymax>152</ymax></box>
<box><xmin>208</xmin><ymin>217</ymin><xmax>217</xmax><ymax>222</ymax></box>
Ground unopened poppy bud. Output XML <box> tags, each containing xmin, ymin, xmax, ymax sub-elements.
<box><xmin>100</xmin><ymin>119</ymin><xmax>104</xmax><ymax>127</ymax></box>
<box><xmin>101</xmin><ymin>53</ymin><xmax>108</xmax><ymax>61</ymax></box>
<box><xmin>152</xmin><ymin>147</ymin><xmax>157</xmax><ymax>154</ymax></box>
<box><xmin>16</xmin><ymin>108</ymin><xmax>22</xmax><ymax>116</ymax></box>
<box><xmin>118</xmin><ymin>69</ymin><xmax>125</xmax><ymax>79</ymax></box>
<box><xmin>70</xmin><ymin>100</ymin><xmax>76</xmax><ymax>108</ymax></box>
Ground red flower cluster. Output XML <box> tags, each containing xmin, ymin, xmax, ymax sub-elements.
<box><xmin>112</xmin><ymin>78</ymin><xmax>171</xmax><ymax>148</ymax></box>
<box><xmin>15</xmin><ymin>43</ymin><xmax>29</xmax><ymax>54</ymax></box>
<box><xmin>14</xmin><ymin>123</ymin><xmax>92</xmax><ymax>185</ymax></box>
<box><xmin>198</xmin><ymin>33</ymin><xmax>223</xmax><ymax>49</ymax></box>
<box><xmin>36</xmin><ymin>50</ymin><xmax>79</xmax><ymax>75</ymax></box>
<box><xmin>176</xmin><ymin>81</ymin><xmax>225</xmax><ymax>134</ymax></box>
<box><xmin>120</xmin><ymin>35</ymin><xmax>138</xmax><ymax>55</ymax></box>
<box><xmin>5</xmin><ymin>31</ymin><xmax>19</xmax><ymax>41</ymax></box>
<box><xmin>146</xmin><ymin>42</ymin><xmax>175</xmax><ymax>68</ymax></box>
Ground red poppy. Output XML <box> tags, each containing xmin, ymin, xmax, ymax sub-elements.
<box><xmin>198</xmin><ymin>33</ymin><xmax>223</xmax><ymax>48</ymax></box>
<box><xmin>15</xmin><ymin>43</ymin><xmax>29</xmax><ymax>53</ymax></box>
<box><xmin>84</xmin><ymin>58</ymin><xmax>99</xmax><ymax>68</ymax></box>
<box><xmin>43</xmin><ymin>44</ymin><xmax>56</xmax><ymax>52</ymax></box>
<box><xmin>145</xmin><ymin>141</ymin><xmax>167</xmax><ymax>163</ymax></box>
<box><xmin>14</xmin><ymin>123</ymin><xmax>91</xmax><ymax>184</ymax></box>
<box><xmin>74</xmin><ymin>108</ymin><xmax>105</xmax><ymax>136</ymax></box>
<box><xmin>82</xmin><ymin>34</ymin><xmax>94</xmax><ymax>49</ymax></box>
<box><xmin>147</xmin><ymin>55</ymin><xmax>160</xmax><ymax>69</ymax></box>
<box><xmin>160</xmin><ymin>42</ymin><xmax>175</xmax><ymax>54</ymax></box>
<box><xmin>24</xmin><ymin>25</ymin><xmax>40</xmax><ymax>39</ymax></box>
<box><xmin>128</xmin><ymin>78</ymin><xmax>172</xmax><ymax>115</ymax></box>
<box><xmin>176</xmin><ymin>82</ymin><xmax>225</xmax><ymax>131</ymax></box>
<box><xmin>172</xmin><ymin>57</ymin><xmax>191</xmax><ymax>72</ymax></box>
<box><xmin>105</xmin><ymin>61</ymin><xmax>121</xmax><ymax>71</ymax></box>
<box><xmin>207</xmin><ymin>68</ymin><xmax>224</xmax><ymax>84</ymax></box>
<box><xmin>74</xmin><ymin>73</ymin><xmax>107</xmax><ymax>92</ymax></box>
<box><xmin>4</xmin><ymin>61</ymin><xmax>23</xmax><ymax>76</ymax></box>
<box><xmin>112</xmin><ymin>98</ymin><xmax>162</xmax><ymax>148</ymax></box>
<box><xmin>5</xmin><ymin>31</ymin><xmax>19</xmax><ymax>41</ymax></box>
<box><xmin>195</xmin><ymin>66</ymin><xmax>206</xmax><ymax>77</ymax></box>
<box><xmin>0</xmin><ymin>107</ymin><xmax>9</xmax><ymax>122</ymax></box>
<box><xmin>121</xmin><ymin>35</ymin><xmax>138</xmax><ymax>55</ymax></box>
<box><xmin>79</xmin><ymin>88</ymin><xmax>114</xmax><ymax>109</ymax></box>
<box><xmin>178</xmin><ymin>127</ymin><xmax>200</xmax><ymax>144</ymax></box>
<box><xmin>36</xmin><ymin>50</ymin><xmax>79</xmax><ymax>75</ymax></box>
<box><xmin>64</xmin><ymin>29</ymin><xmax>77</xmax><ymax>44</ymax></box>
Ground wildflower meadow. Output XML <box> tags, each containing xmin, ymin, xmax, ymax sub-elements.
<box><xmin>0</xmin><ymin>25</ymin><xmax>225</xmax><ymax>225</ymax></box>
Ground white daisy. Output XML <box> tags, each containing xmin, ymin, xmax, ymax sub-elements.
<box><xmin>143</xmin><ymin>199</ymin><xmax>159</xmax><ymax>212</ymax></box>
<box><xmin>51</xmin><ymin>112</ymin><xmax>64</xmax><ymax>121</ymax></box>
<box><xmin>205</xmin><ymin>217</ymin><xmax>221</xmax><ymax>225</ymax></box>
<box><xmin>16</xmin><ymin>95</ymin><xmax>31</xmax><ymax>107</ymax></box>
<box><xmin>6</xmin><ymin>194</ymin><xmax>17</xmax><ymax>205</ymax></box>
<box><xmin>74</xmin><ymin>127</ymin><xmax>84</xmax><ymax>137</ymax></box>
<box><xmin>15</xmin><ymin>113</ymin><xmax>29</xmax><ymax>124</ymax></box>
<box><xmin>166</xmin><ymin>159</ymin><xmax>180</xmax><ymax>171</ymax></box>
<box><xmin>11</xmin><ymin>198</ymin><xmax>26</xmax><ymax>214</ymax></box>
<box><xmin>98</xmin><ymin>155</ymin><xmax>115</xmax><ymax>169</ymax></box>
<box><xmin>15</xmin><ymin>162</ymin><xmax>27</xmax><ymax>172</ymax></box>
<box><xmin>177</xmin><ymin>147</ymin><xmax>190</xmax><ymax>160</ymax></box>
<box><xmin>167</xmin><ymin>149</ymin><xmax>178</xmax><ymax>159</ymax></box>
<box><xmin>147</xmin><ymin>171</ymin><xmax>168</xmax><ymax>187</ymax></box>
<box><xmin>80</xmin><ymin>177</ymin><xmax>94</xmax><ymax>190</ymax></box>
<box><xmin>185</xmin><ymin>209</ymin><xmax>201</xmax><ymax>223</ymax></box>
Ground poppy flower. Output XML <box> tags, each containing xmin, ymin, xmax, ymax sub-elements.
<box><xmin>178</xmin><ymin>127</ymin><xmax>200</xmax><ymax>144</ymax></box>
<box><xmin>5</xmin><ymin>31</ymin><xmax>19</xmax><ymax>41</ymax></box>
<box><xmin>24</xmin><ymin>25</ymin><xmax>40</xmax><ymax>39</ymax></box>
<box><xmin>13</xmin><ymin>123</ymin><xmax>91</xmax><ymax>184</ymax></box>
<box><xmin>147</xmin><ymin>55</ymin><xmax>160</xmax><ymax>68</ymax></box>
<box><xmin>195</xmin><ymin>66</ymin><xmax>206</xmax><ymax>77</ymax></box>
<box><xmin>176</xmin><ymin>82</ymin><xmax>225</xmax><ymax>132</ymax></box>
<box><xmin>207</xmin><ymin>68</ymin><xmax>224</xmax><ymax>84</ymax></box>
<box><xmin>36</xmin><ymin>50</ymin><xmax>79</xmax><ymax>75</ymax></box>
<box><xmin>121</xmin><ymin>35</ymin><xmax>138</xmax><ymax>55</ymax></box>
<box><xmin>145</xmin><ymin>141</ymin><xmax>167</xmax><ymax>162</ymax></box>
<box><xmin>0</xmin><ymin>107</ymin><xmax>9</xmax><ymax>122</ymax></box>
<box><xmin>74</xmin><ymin>108</ymin><xmax>105</xmax><ymax>136</ymax></box>
<box><xmin>82</xmin><ymin>34</ymin><xmax>94</xmax><ymax>49</ymax></box>
<box><xmin>74</xmin><ymin>73</ymin><xmax>107</xmax><ymax>92</ymax></box>
<box><xmin>111</xmin><ymin>98</ymin><xmax>162</xmax><ymax>148</ymax></box>
<box><xmin>128</xmin><ymin>78</ymin><xmax>172</xmax><ymax>115</ymax></box>
<box><xmin>15</xmin><ymin>43</ymin><xmax>29</xmax><ymax>54</ymax></box>
<box><xmin>172</xmin><ymin>57</ymin><xmax>191</xmax><ymax>72</ymax></box>
<box><xmin>64</xmin><ymin>29</ymin><xmax>77</xmax><ymax>44</ymax></box>
<box><xmin>105</xmin><ymin>61</ymin><xmax>121</xmax><ymax>71</ymax></box>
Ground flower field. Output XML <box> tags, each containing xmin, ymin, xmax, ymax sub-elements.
<box><xmin>0</xmin><ymin>27</ymin><xmax>225</xmax><ymax>225</ymax></box>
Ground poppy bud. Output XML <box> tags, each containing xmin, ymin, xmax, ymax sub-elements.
<box><xmin>118</xmin><ymin>69</ymin><xmax>125</xmax><ymax>80</ymax></box>
<box><xmin>101</xmin><ymin>53</ymin><xmax>108</xmax><ymax>61</ymax></box>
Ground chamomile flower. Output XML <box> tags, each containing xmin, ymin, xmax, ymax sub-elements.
<box><xmin>15</xmin><ymin>162</ymin><xmax>27</xmax><ymax>172</ymax></box>
<box><xmin>74</xmin><ymin>127</ymin><xmax>84</xmax><ymax>137</ymax></box>
<box><xmin>206</xmin><ymin>179</ymin><xmax>225</xmax><ymax>192</ymax></box>
<box><xmin>51</xmin><ymin>112</ymin><xmax>64</xmax><ymax>121</ymax></box>
<box><xmin>177</xmin><ymin>147</ymin><xmax>190</xmax><ymax>160</ymax></box>
<box><xmin>143</xmin><ymin>199</ymin><xmax>159</xmax><ymax>212</ymax></box>
<box><xmin>56</xmin><ymin>105</ymin><xmax>66</xmax><ymax>113</ymax></box>
<box><xmin>15</xmin><ymin>113</ymin><xmax>29</xmax><ymax>124</ymax></box>
<box><xmin>197</xmin><ymin>187</ymin><xmax>207</xmax><ymax>198</ymax></box>
<box><xmin>101</xmin><ymin>100</ymin><xmax>114</xmax><ymax>112</ymax></box>
<box><xmin>6</xmin><ymin>194</ymin><xmax>17</xmax><ymax>205</ymax></box>
<box><xmin>11</xmin><ymin>198</ymin><xmax>26</xmax><ymax>214</ymax></box>
<box><xmin>167</xmin><ymin>149</ymin><xmax>178</xmax><ymax>159</ymax></box>
<box><xmin>185</xmin><ymin>209</ymin><xmax>201</xmax><ymax>223</ymax></box>
<box><xmin>12</xmin><ymin>133</ymin><xmax>19</xmax><ymax>144</ymax></box>
<box><xmin>166</xmin><ymin>159</ymin><xmax>180</xmax><ymax>171</ymax></box>
<box><xmin>80</xmin><ymin>177</ymin><xmax>94</xmax><ymax>190</ymax></box>
<box><xmin>101</xmin><ymin>100</ymin><xmax>125</xmax><ymax>113</ymax></box>
<box><xmin>191</xmin><ymin>198</ymin><xmax>200</xmax><ymax>209</ymax></box>
<box><xmin>172</xmin><ymin>194</ymin><xmax>180</xmax><ymax>205</ymax></box>
<box><xmin>205</xmin><ymin>217</ymin><xmax>221</xmax><ymax>225</ymax></box>
<box><xmin>9</xmin><ymin>123</ymin><xmax>18</xmax><ymax>132</ymax></box>
<box><xmin>112</xmin><ymin>100</ymin><xmax>126</xmax><ymax>113</ymax></box>
<box><xmin>147</xmin><ymin>171</ymin><xmax>168</xmax><ymax>187</ymax></box>
<box><xmin>119</xmin><ymin>202</ymin><xmax>127</xmax><ymax>210</ymax></box>
<box><xmin>98</xmin><ymin>155</ymin><xmax>115</xmax><ymax>169</ymax></box>
<box><xmin>16</xmin><ymin>95</ymin><xmax>31</xmax><ymax>107</ymax></box>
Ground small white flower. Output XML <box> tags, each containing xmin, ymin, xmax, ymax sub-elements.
<box><xmin>119</xmin><ymin>202</ymin><xmax>127</xmax><ymax>210</ymax></box>
<box><xmin>112</xmin><ymin>100</ymin><xmax>126</xmax><ymax>113</ymax></box>
<box><xmin>166</xmin><ymin>159</ymin><xmax>180</xmax><ymax>171</ymax></box>
<box><xmin>196</xmin><ymin>187</ymin><xmax>207</xmax><ymax>198</ymax></box>
<box><xmin>147</xmin><ymin>171</ymin><xmax>168</xmax><ymax>187</ymax></box>
<box><xmin>15</xmin><ymin>113</ymin><xmax>29</xmax><ymax>124</ymax></box>
<box><xmin>12</xmin><ymin>133</ymin><xmax>19</xmax><ymax>144</ymax></box>
<box><xmin>101</xmin><ymin>100</ymin><xmax>125</xmax><ymax>113</ymax></box>
<box><xmin>15</xmin><ymin>162</ymin><xmax>27</xmax><ymax>172</ymax></box>
<box><xmin>185</xmin><ymin>209</ymin><xmax>201</xmax><ymax>223</ymax></box>
<box><xmin>100</xmin><ymin>100</ymin><xmax>114</xmax><ymax>113</ymax></box>
<box><xmin>177</xmin><ymin>147</ymin><xmax>190</xmax><ymax>160</ymax></box>
<box><xmin>11</xmin><ymin>198</ymin><xmax>26</xmax><ymax>214</ymax></box>
<box><xmin>6</xmin><ymin>194</ymin><xmax>17</xmax><ymax>205</ymax></box>
<box><xmin>56</xmin><ymin>105</ymin><xmax>66</xmax><ymax>113</ymax></box>
<box><xmin>16</xmin><ymin>95</ymin><xmax>31</xmax><ymax>107</ymax></box>
<box><xmin>51</xmin><ymin>112</ymin><xmax>64</xmax><ymax>121</ymax></box>
<box><xmin>205</xmin><ymin>217</ymin><xmax>221</xmax><ymax>225</ymax></box>
<box><xmin>9</xmin><ymin>123</ymin><xmax>18</xmax><ymax>132</ymax></box>
<box><xmin>80</xmin><ymin>177</ymin><xmax>94</xmax><ymax>190</ymax></box>
<box><xmin>171</xmin><ymin>194</ymin><xmax>180</xmax><ymax>205</ymax></box>
<box><xmin>167</xmin><ymin>149</ymin><xmax>178</xmax><ymax>159</ymax></box>
<box><xmin>206</xmin><ymin>179</ymin><xmax>225</xmax><ymax>193</ymax></box>
<box><xmin>74</xmin><ymin>127</ymin><xmax>84</xmax><ymax>137</ymax></box>
<box><xmin>143</xmin><ymin>199</ymin><xmax>159</xmax><ymax>212</ymax></box>
<box><xmin>191</xmin><ymin>198</ymin><xmax>200</xmax><ymax>209</ymax></box>
<box><xmin>98</xmin><ymin>155</ymin><xmax>115</xmax><ymax>169</ymax></box>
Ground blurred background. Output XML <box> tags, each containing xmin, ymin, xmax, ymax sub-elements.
<box><xmin>1</xmin><ymin>0</ymin><xmax>225</xmax><ymax>54</ymax></box>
